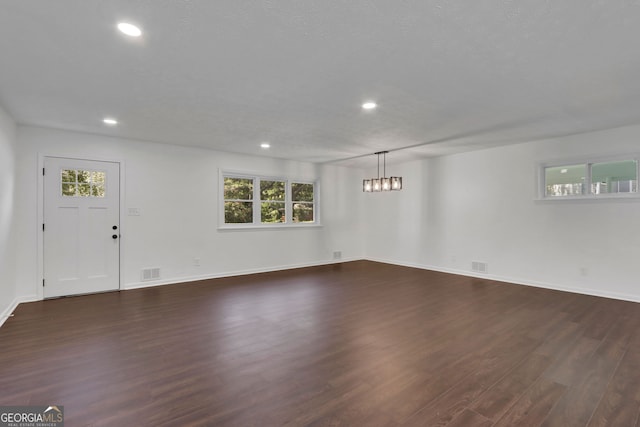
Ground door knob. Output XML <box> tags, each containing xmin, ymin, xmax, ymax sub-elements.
<box><xmin>112</xmin><ymin>234</ymin><xmax>118</xmax><ymax>239</ymax></box>
<box><xmin>113</xmin><ymin>225</ymin><xmax>118</xmax><ymax>230</ymax></box>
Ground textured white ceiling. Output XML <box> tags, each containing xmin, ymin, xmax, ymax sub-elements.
<box><xmin>1</xmin><ymin>1</ymin><xmax>640</xmax><ymax>167</ymax></box>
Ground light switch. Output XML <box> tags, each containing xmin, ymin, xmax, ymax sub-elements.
<box><xmin>128</xmin><ymin>207</ymin><xmax>141</xmax><ymax>216</ymax></box>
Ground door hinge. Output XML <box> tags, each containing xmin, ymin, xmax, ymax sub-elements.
<box><xmin>43</xmin><ymin>167</ymin><xmax>45</xmax><ymax>176</ymax></box>
<box><xmin>42</xmin><ymin>279</ymin><xmax>45</xmax><ymax>287</ymax></box>
<box><xmin>42</xmin><ymin>223</ymin><xmax>45</xmax><ymax>231</ymax></box>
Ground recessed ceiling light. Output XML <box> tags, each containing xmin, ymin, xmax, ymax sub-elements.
<box><xmin>260</xmin><ymin>142</ymin><xmax>270</xmax><ymax>149</ymax></box>
<box><xmin>560</xmin><ymin>168</ymin><xmax>568</xmax><ymax>174</ymax></box>
<box><xmin>117</xmin><ymin>22</ymin><xmax>142</xmax><ymax>37</ymax></box>
<box><xmin>362</xmin><ymin>102</ymin><xmax>377</xmax><ymax>110</ymax></box>
<box><xmin>103</xmin><ymin>118</ymin><xmax>118</xmax><ymax>125</ymax></box>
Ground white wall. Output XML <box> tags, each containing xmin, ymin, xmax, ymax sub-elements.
<box><xmin>0</xmin><ymin>105</ymin><xmax>17</xmax><ymax>323</ymax></box>
<box><xmin>365</xmin><ymin>124</ymin><xmax>640</xmax><ymax>302</ymax></box>
<box><xmin>11</xmin><ymin>122</ymin><xmax>640</xmax><ymax>306</ymax></box>
<box><xmin>14</xmin><ymin>125</ymin><xmax>364</xmax><ymax>300</ymax></box>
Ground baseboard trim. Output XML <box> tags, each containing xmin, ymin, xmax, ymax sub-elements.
<box><xmin>7</xmin><ymin>256</ymin><xmax>635</xmax><ymax>330</ymax></box>
<box><xmin>365</xmin><ymin>257</ymin><xmax>640</xmax><ymax>304</ymax></box>
<box><xmin>123</xmin><ymin>257</ymin><xmax>361</xmax><ymax>290</ymax></box>
<box><xmin>0</xmin><ymin>294</ymin><xmax>39</xmax><ymax>329</ymax></box>
<box><xmin>0</xmin><ymin>298</ymin><xmax>18</xmax><ymax>329</ymax></box>
<box><xmin>2</xmin><ymin>259</ymin><xmax>359</xmax><ymax>329</ymax></box>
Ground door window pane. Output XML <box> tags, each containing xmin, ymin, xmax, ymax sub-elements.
<box><xmin>77</xmin><ymin>170</ymin><xmax>91</xmax><ymax>184</ymax></box>
<box><xmin>61</xmin><ymin>169</ymin><xmax>76</xmax><ymax>182</ymax></box>
<box><xmin>61</xmin><ymin>169</ymin><xmax>106</xmax><ymax>198</ymax></box>
<box><xmin>91</xmin><ymin>171</ymin><xmax>106</xmax><ymax>197</ymax></box>
<box><xmin>78</xmin><ymin>183</ymin><xmax>91</xmax><ymax>197</ymax></box>
<box><xmin>62</xmin><ymin>183</ymin><xmax>76</xmax><ymax>196</ymax></box>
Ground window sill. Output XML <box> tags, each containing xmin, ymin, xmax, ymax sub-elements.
<box><xmin>218</xmin><ymin>223</ymin><xmax>323</xmax><ymax>231</ymax></box>
<box><xmin>535</xmin><ymin>193</ymin><xmax>640</xmax><ymax>202</ymax></box>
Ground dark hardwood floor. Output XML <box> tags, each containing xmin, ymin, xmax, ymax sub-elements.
<box><xmin>1</xmin><ymin>261</ymin><xmax>640</xmax><ymax>426</ymax></box>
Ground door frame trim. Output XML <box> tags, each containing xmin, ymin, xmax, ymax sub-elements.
<box><xmin>37</xmin><ymin>154</ymin><xmax>125</xmax><ymax>300</ymax></box>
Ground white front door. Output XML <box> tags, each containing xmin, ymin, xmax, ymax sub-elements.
<box><xmin>43</xmin><ymin>157</ymin><xmax>120</xmax><ymax>298</ymax></box>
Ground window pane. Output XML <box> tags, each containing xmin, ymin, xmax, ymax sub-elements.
<box><xmin>292</xmin><ymin>183</ymin><xmax>314</xmax><ymax>201</ymax></box>
<box><xmin>62</xmin><ymin>183</ymin><xmax>76</xmax><ymax>196</ymax></box>
<box><xmin>92</xmin><ymin>171</ymin><xmax>106</xmax><ymax>184</ymax></box>
<box><xmin>77</xmin><ymin>170</ymin><xmax>91</xmax><ymax>184</ymax></box>
<box><xmin>293</xmin><ymin>202</ymin><xmax>314</xmax><ymax>223</ymax></box>
<box><xmin>545</xmin><ymin>164</ymin><xmax>586</xmax><ymax>197</ymax></box>
<box><xmin>225</xmin><ymin>201</ymin><xmax>253</xmax><ymax>223</ymax></box>
<box><xmin>61</xmin><ymin>169</ymin><xmax>76</xmax><ymax>182</ymax></box>
<box><xmin>61</xmin><ymin>169</ymin><xmax>106</xmax><ymax>197</ymax></box>
<box><xmin>591</xmin><ymin>160</ymin><xmax>638</xmax><ymax>194</ymax></box>
<box><xmin>260</xmin><ymin>180</ymin><xmax>285</xmax><ymax>201</ymax></box>
<box><xmin>261</xmin><ymin>202</ymin><xmax>285</xmax><ymax>223</ymax></box>
<box><xmin>224</xmin><ymin>178</ymin><xmax>253</xmax><ymax>200</ymax></box>
<box><xmin>78</xmin><ymin>183</ymin><xmax>91</xmax><ymax>196</ymax></box>
<box><xmin>92</xmin><ymin>184</ymin><xmax>105</xmax><ymax>197</ymax></box>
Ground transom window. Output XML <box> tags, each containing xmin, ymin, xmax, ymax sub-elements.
<box><xmin>61</xmin><ymin>169</ymin><xmax>106</xmax><ymax>197</ymax></box>
<box><xmin>222</xmin><ymin>173</ymin><xmax>317</xmax><ymax>226</ymax></box>
<box><xmin>542</xmin><ymin>158</ymin><xmax>638</xmax><ymax>199</ymax></box>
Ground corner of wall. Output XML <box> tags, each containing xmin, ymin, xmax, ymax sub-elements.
<box><xmin>0</xmin><ymin>103</ymin><xmax>18</xmax><ymax>324</ymax></box>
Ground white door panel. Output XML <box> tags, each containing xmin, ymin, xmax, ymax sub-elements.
<box><xmin>87</xmin><ymin>207</ymin><xmax>109</xmax><ymax>278</ymax></box>
<box><xmin>44</xmin><ymin>157</ymin><xmax>120</xmax><ymax>297</ymax></box>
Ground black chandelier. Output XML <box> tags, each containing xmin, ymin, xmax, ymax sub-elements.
<box><xmin>362</xmin><ymin>151</ymin><xmax>402</xmax><ymax>192</ymax></box>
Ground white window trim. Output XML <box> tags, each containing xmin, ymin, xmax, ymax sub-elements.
<box><xmin>218</xmin><ymin>169</ymin><xmax>321</xmax><ymax>229</ymax></box>
<box><xmin>537</xmin><ymin>154</ymin><xmax>640</xmax><ymax>201</ymax></box>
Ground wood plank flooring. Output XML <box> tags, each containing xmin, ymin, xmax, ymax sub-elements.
<box><xmin>1</xmin><ymin>261</ymin><xmax>640</xmax><ymax>426</ymax></box>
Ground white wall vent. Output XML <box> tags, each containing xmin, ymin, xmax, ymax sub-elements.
<box><xmin>471</xmin><ymin>261</ymin><xmax>488</xmax><ymax>274</ymax></box>
<box><xmin>141</xmin><ymin>267</ymin><xmax>160</xmax><ymax>281</ymax></box>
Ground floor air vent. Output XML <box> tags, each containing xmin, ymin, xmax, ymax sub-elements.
<box><xmin>142</xmin><ymin>267</ymin><xmax>160</xmax><ymax>281</ymax></box>
<box><xmin>471</xmin><ymin>261</ymin><xmax>488</xmax><ymax>274</ymax></box>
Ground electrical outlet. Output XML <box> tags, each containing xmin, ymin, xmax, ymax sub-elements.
<box><xmin>194</xmin><ymin>258</ymin><xmax>201</xmax><ymax>267</ymax></box>
<box><xmin>333</xmin><ymin>251</ymin><xmax>342</xmax><ymax>260</ymax></box>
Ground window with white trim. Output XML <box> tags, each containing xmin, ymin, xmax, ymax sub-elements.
<box><xmin>260</xmin><ymin>180</ymin><xmax>286</xmax><ymax>223</ymax></box>
<box><xmin>223</xmin><ymin>177</ymin><xmax>254</xmax><ymax>223</ymax></box>
<box><xmin>222</xmin><ymin>173</ymin><xmax>317</xmax><ymax>226</ymax></box>
<box><xmin>291</xmin><ymin>182</ymin><xmax>314</xmax><ymax>223</ymax></box>
<box><xmin>542</xmin><ymin>158</ymin><xmax>638</xmax><ymax>199</ymax></box>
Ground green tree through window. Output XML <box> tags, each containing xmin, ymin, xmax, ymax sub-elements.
<box><xmin>224</xmin><ymin>177</ymin><xmax>253</xmax><ymax>223</ymax></box>
<box><xmin>223</xmin><ymin>174</ymin><xmax>316</xmax><ymax>226</ymax></box>
<box><xmin>61</xmin><ymin>169</ymin><xmax>106</xmax><ymax>197</ymax></box>
<box><xmin>261</xmin><ymin>180</ymin><xmax>285</xmax><ymax>223</ymax></box>
<box><xmin>292</xmin><ymin>183</ymin><xmax>314</xmax><ymax>222</ymax></box>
